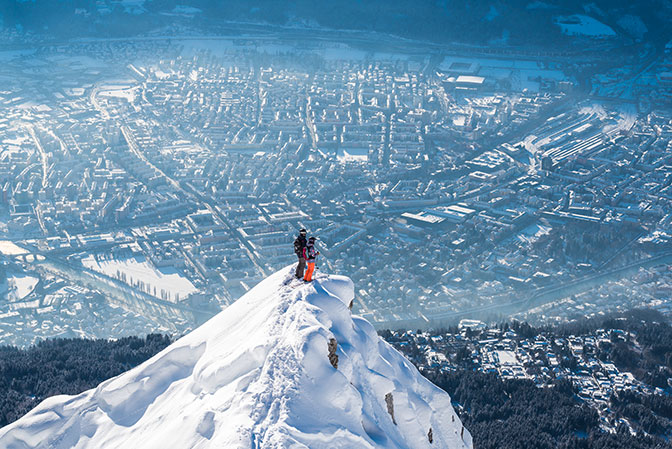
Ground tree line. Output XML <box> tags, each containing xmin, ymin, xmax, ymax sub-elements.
<box><xmin>0</xmin><ymin>334</ymin><xmax>171</xmax><ymax>427</ymax></box>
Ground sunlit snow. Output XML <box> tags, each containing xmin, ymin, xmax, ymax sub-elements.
<box><xmin>0</xmin><ymin>267</ymin><xmax>472</xmax><ymax>449</ymax></box>
<box><xmin>81</xmin><ymin>255</ymin><xmax>196</xmax><ymax>301</ymax></box>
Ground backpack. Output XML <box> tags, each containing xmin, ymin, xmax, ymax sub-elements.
<box><xmin>304</xmin><ymin>245</ymin><xmax>317</xmax><ymax>260</ymax></box>
<box><xmin>294</xmin><ymin>236</ymin><xmax>306</xmax><ymax>256</ymax></box>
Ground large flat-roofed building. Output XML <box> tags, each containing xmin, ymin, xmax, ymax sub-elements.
<box><xmin>427</xmin><ymin>204</ymin><xmax>477</xmax><ymax>223</ymax></box>
<box><xmin>456</xmin><ymin>75</ymin><xmax>485</xmax><ymax>86</ymax></box>
<box><xmin>401</xmin><ymin>211</ymin><xmax>445</xmax><ymax>227</ymax></box>
<box><xmin>444</xmin><ymin>61</ymin><xmax>480</xmax><ymax>75</ymax></box>
<box><xmin>443</xmin><ymin>75</ymin><xmax>487</xmax><ymax>92</ymax></box>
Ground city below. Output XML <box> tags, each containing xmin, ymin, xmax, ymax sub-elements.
<box><xmin>0</xmin><ymin>21</ymin><xmax>671</xmax><ymax>349</ymax></box>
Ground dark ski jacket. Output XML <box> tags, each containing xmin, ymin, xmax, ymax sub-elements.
<box><xmin>303</xmin><ymin>244</ymin><xmax>319</xmax><ymax>262</ymax></box>
<box><xmin>294</xmin><ymin>235</ymin><xmax>307</xmax><ymax>258</ymax></box>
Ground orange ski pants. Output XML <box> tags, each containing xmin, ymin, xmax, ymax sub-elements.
<box><xmin>304</xmin><ymin>262</ymin><xmax>315</xmax><ymax>282</ymax></box>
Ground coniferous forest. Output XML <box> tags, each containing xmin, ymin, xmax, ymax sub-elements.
<box><xmin>425</xmin><ymin>370</ymin><xmax>672</xmax><ymax>449</ymax></box>
<box><xmin>0</xmin><ymin>334</ymin><xmax>171</xmax><ymax>427</ymax></box>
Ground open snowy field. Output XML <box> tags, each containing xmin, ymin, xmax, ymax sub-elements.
<box><xmin>6</xmin><ymin>273</ymin><xmax>39</xmax><ymax>301</ymax></box>
<box><xmin>0</xmin><ymin>241</ymin><xmax>28</xmax><ymax>256</ymax></box>
<box><xmin>495</xmin><ymin>350</ymin><xmax>518</xmax><ymax>366</ymax></box>
<box><xmin>81</xmin><ymin>255</ymin><xmax>196</xmax><ymax>301</ymax></box>
<box><xmin>516</xmin><ymin>223</ymin><xmax>552</xmax><ymax>245</ymax></box>
<box><xmin>555</xmin><ymin>15</ymin><xmax>616</xmax><ymax>37</ymax></box>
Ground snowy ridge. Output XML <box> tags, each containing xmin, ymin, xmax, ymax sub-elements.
<box><xmin>0</xmin><ymin>267</ymin><xmax>472</xmax><ymax>449</ymax></box>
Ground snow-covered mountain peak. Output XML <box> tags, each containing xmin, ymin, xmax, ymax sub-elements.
<box><xmin>0</xmin><ymin>267</ymin><xmax>472</xmax><ymax>449</ymax></box>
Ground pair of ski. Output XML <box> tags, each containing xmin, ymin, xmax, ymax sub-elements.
<box><xmin>283</xmin><ymin>277</ymin><xmax>317</xmax><ymax>288</ymax></box>
<box><xmin>282</xmin><ymin>268</ymin><xmax>323</xmax><ymax>288</ymax></box>
<box><xmin>284</xmin><ymin>278</ymin><xmax>310</xmax><ymax>288</ymax></box>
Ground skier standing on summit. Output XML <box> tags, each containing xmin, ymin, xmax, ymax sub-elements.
<box><xmin>294</xmin><ymin>228</ymin><xmax>307</xmax><ymax>279</ymax></box>
<box><xmin>303</xmin><ymin>236</ymin><xmax>319</xmax><ymax>282</ymax></box>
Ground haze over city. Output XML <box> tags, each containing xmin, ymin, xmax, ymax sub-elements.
<box><xmin>0</xmin><ymin>2</ymin><xmax>671</xmax><ymax>448</ymax></box>
<box><xmin>1</xmin><ymin>0</ymin><xmax>670</xmax><ymax>346</ymax></box>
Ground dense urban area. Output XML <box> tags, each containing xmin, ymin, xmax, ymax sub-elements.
<box><xmin>0</xmin><ymin>1</ymin><xmax>671</xmax><ymax>447</ymax></box>
<box><xmin>0</xmin><ymin>8</ymin><xmax>671</xmax><ymax>350</ymax></box>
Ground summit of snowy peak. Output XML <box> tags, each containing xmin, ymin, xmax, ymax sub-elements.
<box><xmin>0</xmin><ymin>267</ymin><xmax>472</xmax><ymax>449</ymax></box>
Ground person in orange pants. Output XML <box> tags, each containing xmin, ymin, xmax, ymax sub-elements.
<box><xmin>303</xmin><ymin>236</ymin><xmax>319</xmax><ymax>282</ymax></box>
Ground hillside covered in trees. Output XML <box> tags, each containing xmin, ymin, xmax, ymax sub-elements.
<box><xmin>397</xmin><ymin>309</ymin><xmax>672</xmax><ymax>449</ymax></box>
<box><xmin>0</xmin><ymin>334</ymin><xmax>171</xmax><ymax>427</ymax></box>
<box><xmin>426</xmin><ymin>370</ymin><xmax>672</xmax><ymax>449</ymax></box>
<box><xmin>1</xmin><ymin>0</ymin><xmax>670</xmax><ymax>48</ymax></box>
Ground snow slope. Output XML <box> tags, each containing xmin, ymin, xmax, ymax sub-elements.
<box><xmin>0</xmin><ymin>267</ymin><xmax>472</xmax><ymax>449</ymax></box>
